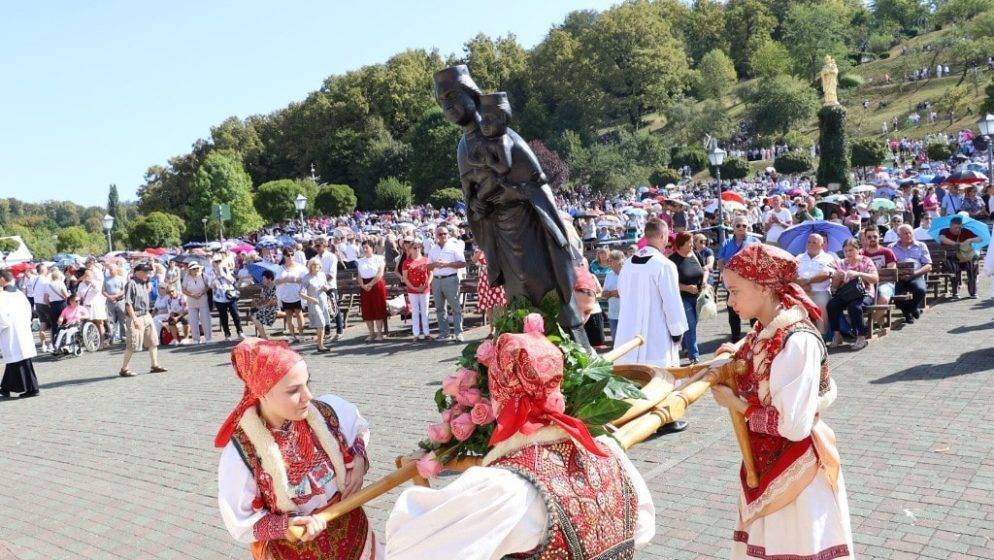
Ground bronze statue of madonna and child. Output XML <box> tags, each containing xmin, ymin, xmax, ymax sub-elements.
<box><xmin>432</xmin><ymin>65</ymin><xmax>590</xmax><ymax>348</ymax></box>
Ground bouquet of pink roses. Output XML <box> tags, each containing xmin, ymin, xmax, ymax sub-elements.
<box><xmin>416</xmin><ymin>299</ymin><xmax>643</xmax><ymax>479</ymax></box>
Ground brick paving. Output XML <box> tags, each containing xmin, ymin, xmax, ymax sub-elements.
<box><xmin>1</xmin><ymin>278</ymin><xmax>992</xmax><ymax>559</ymax></box>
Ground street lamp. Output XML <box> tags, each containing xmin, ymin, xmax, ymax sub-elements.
<box><xmin>708</xmin><ymin>143</ymin><xmax>727</xmax><ymax>244</ymax></box>
<box><xmin>977</xmin><ymin>113</ymin><xmax>994</xmax><ymax>187</ymax></box>
<box><xmin>102</xmin><ymin>214</ymin><xmax>115</xmax><ymax>253</ymax></box>
<box><xmin>201</xmin><ymin>217</ymin><xmax>208</xmax><ymax>243</ymax></box>
<box><xmin>294</xmin><ymin>194</ymin><xmax>308</xmax><ymax>228</ymax></box>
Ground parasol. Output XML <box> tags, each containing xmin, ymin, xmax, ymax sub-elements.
<box><xmin>945</xmin><ymin>169</ymin><xmax>988</xmax><ymax>185</ymax></box>
<box><xmin>869</xmin><ymin>198</ymin><xmax>896</xmax><ymax>212</ymax></box>
<box><xmin>851</xmin><ymin>184</ymin><xmax>876</xmax><ymax>194</ymax></box>
<box><xmin>172</xmin><ymin>254</ymin><xmax>210</xmax><ymax>267</ymax></box>
<box><xmin>246</xmin><ymin>261</ymin><xmax>284</xmax><ymax>283</ymax></box>
<box><xmin>929</xmin><ymin>215</ymin><xmax>990</xmax><ymax>250</ymax></box>
<box><xmin>720</xmin><ymin>191</ymin><xmax>745</xmax><ymax>204</ymax></box>
<box><xmin>776</xmin><ymin>221</ymin><xmax>854</xmax><ymax>255</ymax></box>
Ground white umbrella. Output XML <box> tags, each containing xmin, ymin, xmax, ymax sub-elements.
<box><xmin>851</xmin><ymin>184</ymin><xmax>876</xmax><ymax>194</ymax></box>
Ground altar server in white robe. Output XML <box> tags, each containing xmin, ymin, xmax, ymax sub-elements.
<box><xmin>613</xmin><ymin>218</ymin><xmax>688</xmax><ymax>367</ymax></box>
<box><xmin>384</xmin><ymin>316</ymin><xmax>656</xmax><ymax>560</ymax></box>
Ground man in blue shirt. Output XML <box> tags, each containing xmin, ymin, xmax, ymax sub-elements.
<box><xmin>940</xmin><ymin>184</ymin><xmax>964</xmax><ymax>216</ymax></box>
<box><xmin>890</xmin><ymin>224</ymin><xmax>932</xmax><ymax>323</ymax></box>
<box><xmin>717</xmin><ymin>216</ymin><xmax>759</xmax><ymax>340</ymax></box>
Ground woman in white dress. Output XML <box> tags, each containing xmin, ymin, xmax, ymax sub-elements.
<box><xmin>300</xmin><ymin>258</ymin><xmax>331</xmax><ymax>353</ymax></box>
<box><xmin>182</xmin><ymin>264</ymin><xmax>212</xmax><ymax>344</ymax></box>
<box><xmin>76</xmin><ymin>267</ymin><xmax>108</xmax><ymax>347</ymax></box>
<box><xmin>712</xmin><ymin>243</ymin><xmax>853</xmax><ymax>560</ymax></box>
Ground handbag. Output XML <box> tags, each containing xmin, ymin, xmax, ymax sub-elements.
<box><xmin>696</xmin><ymin>284</ymin><xmax>718</xmax><ymax>321</ymax></box>
<box><xmin>224</xmin><ymin>288</ymin><xmax>241</xmax><ymax>300</ymax></box>
<box><xmin>386</xmin><ymin>294</ymin><xmax>407</xmax><ymax>315</ymax></box>
<box><xmin>833</xmin><ymin>277</ymin><xmax>866</xmax><ymax>305</ymax></box>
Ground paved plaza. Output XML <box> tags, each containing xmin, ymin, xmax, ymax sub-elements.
<box><xmin>1</xmin><ymin>282</ymin><xmax>993</xmax><ymax>560</ymax></box>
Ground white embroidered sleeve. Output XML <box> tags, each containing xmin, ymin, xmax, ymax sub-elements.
<box><xmin>769</xmin><ymin>332</ymin><xmax>822</xmax><ymax>442</ymax></box>
<box><xmin>217</xmin><ymin>442</ymin><xmax>266</xmax><ymax>544</ymax></box>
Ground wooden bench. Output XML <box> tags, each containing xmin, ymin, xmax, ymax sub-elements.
<box><xmin>923</xmin><ymin>240</ymin><xmax>955</xmax><ymax>299</ymax></box>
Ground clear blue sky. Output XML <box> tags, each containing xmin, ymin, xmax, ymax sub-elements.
<box><xmin>0</xmin><ymin>0</ymin><xmax>615</xmax><ymax>207</ymax></box>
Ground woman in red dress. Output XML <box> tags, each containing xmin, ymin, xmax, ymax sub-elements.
<box><xmin>473</xmin><ymin>249</ymin><xmax>507</xmax><ymax>334</ymax></box>
<box><xmin>356</xmin><ymin>240</ymin><xmax>388</xmax><ymax>341</ymax></box>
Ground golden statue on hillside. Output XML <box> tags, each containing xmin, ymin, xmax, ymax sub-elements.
<box><xmin>820</xmin><ymin>55</ymin><xmax>839</xmax><ymax>107</ymax></box>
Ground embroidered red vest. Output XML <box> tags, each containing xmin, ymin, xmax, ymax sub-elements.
<box><xmin>491</xmin><ymin>439</ymin><xmax>638</xmax><ymax>560</ymax></box>
<box><xmin>734</xmin><ymin>319</ymin><xmax>830</xmax><ymax>510</ymax></box>
<box><xmin>231</xmin><ymin>400</ymin><xmax>368</xmax><ymax>560</ymax></box>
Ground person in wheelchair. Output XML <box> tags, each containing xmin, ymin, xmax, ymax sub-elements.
<box><xmin>153</xmin><ymin>285</ymin><xmax>190</xmax><ymax>345</ymax></box>
<box><xmin>53</xmin><ymin>294</ymin><xmax>89</xmax><ymax>354</ymax></box>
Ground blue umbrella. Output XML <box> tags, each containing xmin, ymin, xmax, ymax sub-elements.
<box><xmin>182</xmin><ymin>241</ymin><xmax>206</xmax><ymax>249</ymax></box>
<box><xmin>929</xmin><ymin>215</ymin><xmax>991</xmax><ymax>250</ymax></box>
<box><xmin>247</xmin><ymin>261</ymin><xmax>282</xmax><ymax>283</ymax></box>
<box><xmin>931</xmin><ymin>175</ymin><xmax>948</xmax><ymax>184</ymax></box>
<box><xmin>777</xmin><ymin>221</ymin><xmax>854</xmax><ymax>256</ymax></box>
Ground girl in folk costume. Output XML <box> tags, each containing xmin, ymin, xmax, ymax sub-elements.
<box><xmin>711</xmin><ymin>244</ymin><xmax>853</xmax><ymax>560</ymax></box>
<box><xmin>385</xmin><ymin>314</ymin><xmax>655</xmax><ymax>559</ymax></box>
<box><xmin>216</xmin><ymin>338</ymin><xmax>383</xmax><ymax>560</ymax></box>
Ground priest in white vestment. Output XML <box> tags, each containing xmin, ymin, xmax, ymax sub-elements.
<box><xmin>613</xmin><ymin>218</ymin><xmax>688</xmax><ymax>367</ymax></box>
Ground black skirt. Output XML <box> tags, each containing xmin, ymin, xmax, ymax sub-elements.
<box><xmin>1</xmin><ymin>358</ymin><xmax>39</xmax><ymax>395</ymax></box>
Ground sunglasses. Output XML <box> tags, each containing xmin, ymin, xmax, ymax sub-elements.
<box><xmin>734</xmin><ymin>225</ymin><xmax>748</xmax><ymax>229</ymax></box>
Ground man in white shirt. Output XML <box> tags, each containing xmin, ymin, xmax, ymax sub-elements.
<box><xmin>883</xmin><ymin>215</ymin><xmax>904</xmax><ymax>244</ymax></box>
<box><xmin>338</xmin><ymin>236</ymin><xmax>360</xmax><ymax>270</ymax></box>
<box><xmin>795</xmin><ymin>234</ymin><xmax>837</xmax><ymax>332</ymax></box>
<box><xmin>763</xmin><ymin>195</ymin><xmax>793</xmax><ymax>246</ymax></box>
<box><xmin>30</xmin><ymin>264</ymin><xmax>52</xmax><ymax>352</ymax></box>
<box><xmin>427</xmin><ymin>226</ymin><xmax>466</xmax><ymax>341</ymax></box>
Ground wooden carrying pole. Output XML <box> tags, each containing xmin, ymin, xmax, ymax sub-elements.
<box><xmin>288</xmin><ymin>336</ymin><xmax>647</xmax><ymax>541</ymax></box>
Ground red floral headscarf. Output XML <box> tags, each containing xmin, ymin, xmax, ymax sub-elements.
<box><xmin>487</xmin><ymin>315</ymin><xmax>606</xmax><ymax>457</ymax></box>
<box><xmin>725</xmin><ymin>243</ymin><xmax>822</xmax><ymax>322</ymax></box>
<box><xmin>214</xmin><ymin>338</ymin><xmax>306</xmax><ymax>448</ymax></box>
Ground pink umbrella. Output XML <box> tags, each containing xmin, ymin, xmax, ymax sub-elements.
<box><xmin>230</xmin><ymin>242</ymin><xmax>255</xmax><ymax>254</ymax></box>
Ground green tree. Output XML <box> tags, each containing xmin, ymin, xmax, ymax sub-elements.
<box><xmin>374</xmin><ymin>177</ymin><xmax>414</xmax><ymax>210</ymax></box>
<box><xmin>253</xmin><ymin>179</ymin><xmax>319</xmax><ymax>224</ymax></box>
<box><xmin>936</xmin><ymin>0</ymin><xmax>994</xmax><ymax>25</ymax></box>
<box><xmin>128</xmin><ymin>212</ymin><xmax>184</xmax><ymax>248</ymax></box>
<box><xmin>982</xmin><ymin>78</ymin><xmax>994</xmax><ymax>113</ymax></box>
<box><xmin>650</xmin><ymin>167</ymin><xmax>683</xmax><ymax>186</ymax></box>
<box><xmin>749</xmin><ymin>39</ymin><xmax>793</xmax><ymax>78</ymax></box>
<box><xmin>406</xmin><ymin>108</ymin><xmax>462</xmax><ymax>203</ymax></box>
<box><xmin>56</xmin><ymin>226</ymin><xmax>88</xmax><ymax>253</ymax></box>
<box><xmin>670</xmin><ymin>145</ymin><xmax>709</xmax><ymax>174</ymax></box>
<box><xmin>849</xmin><ymin>138</ymin><xmax>887</xmax><ymax>170</ymax></box>
<box><xmin>926</xmin><ymin>142</ymin><xmax>953</xmax><ymax>161</ymax></box>
<box><xmin>0</xmin><ymin>238</ymin><xmax>18</xmax><ymax>254</ymax></box>
<box><xmin>462</xmin><ymin>33</ymin><xmax>528</xmax><ymax>93</ymax></box>
<box><xmin>188</xmin><ymin>151</ymin><xmax>263</xmax><ymax>237</ymax></box>
<box><xmin>660</xmin><ymin>100</ymin><xmax>736</xmax><ymax>148</ymax></box>
<box><xmin>107</xmin><ymin>184</ymin><xmax>121</xmax><ymax>222</ymax></box>
<box><xmin>725</xmin><ymin>0</ymin><xmax>778</xmax><ymax>75</ymax></box>
<box><xmin>429</xmin><ymin>188</ymin><xmax>465</xmax><ymax>208</ymax></box>
<box><xmin>314</xmin><ymin>184</ymin><xmax>358</xmax><ymax>216</ymax></box>
<box><xmin>873</xmin><ymin>0</ymin><xmax>930</xmax><ymax>33</ymax></box>
<box><xmin>356</xmin><ymin>136</ymin><xmax>411</xmax><ymax>208</ymax></box>
<box><xmin>582</xmin><ymin>1</ymin><xmax>691</xmax><ymax>128</ymax></box>
<box><xmin>696</xmin><ymin>50</ymin><xmax>738</xmax><ymax>99</ymax></box>
<box><xmin>746</xmin><ymin>75</ymin><xmax>819</xmax><ymax>135</ymax></box>
<box><xmin>684</xmin><ymin>0</ymin><xmax>729</xmax><ymax>62</ymax></box>
<box><xmin>774</xmin><ymin>151</ymin><xmax>813</xmax><ymax>174</ymax></box>
<box><xmin>782</xmin><ymin>1</ymin><xmax>850</xmax><ymax>81</ymax></box>
<box><xmin>528</xmin><ymin>140</ymin><xmax>570</xmax><ymax>190</ymax></box>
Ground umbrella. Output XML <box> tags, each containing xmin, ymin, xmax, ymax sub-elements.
<box><xmin>52</xmin><ymin>253</ymin><xmax>84</xmax><ymax>268</ymax></box>
<box><xmin>929</xmin><ymin>215</ymin><xmax>991</xmax><ymax>250</ymax></box>
<box><xmin>623</xmin><ymin>208</ymin><xmax>647</xmax><ymax>217</ymax></box>
<box><xmin>869</xmin><ymin>198</ymin><xmax>896</xmax><ymax>212</ymax></box>
<box><xmin>230</xmin><ymin>242</ymin><xmax>255</xmax><ymax>254</ymax></box>
<box><xmin>246</xmin><ymin>261</ymin><xmax>283</xmax><ymax>283</ymax></box>
<box><xmin>182</xmin><ymin>241</ymin><xmax>206</xmax><ymax>249</ymax></box>
<box><xmin>930</xmin><ymin>175</ymin><xmax>948</xmax><ymax>184</ymax></box>
<box><xmin>172</xmin><ymin>254</ymin><xmax>210</xmax><ymax>267</ymax></box>
<box><xmin>874</xmin><ymin>187</ymin><xmax>897</xmax><ymax>199</ymax></box>
<box><xmin>787</xmin><ymin>188</ymin><xmax>804</xmax><ymax>197</ymax></box>
<box><xmin>945</xmin><ymin>169</ymin><xmax>988</xmax><ymax>185</ymax></box>
<box><xmin>852</xmin><ymin>184</ymin><xmax>876</xmax><ymax>193</ymax></box>
<box><xmin>720</xmin><ymin>191</ymin><xmax>745</xmax><ymax>204</ymax></box>
<box><xmin>596</xmin><ymin>217</ymin><xmax>622</xmax><ymax>227</ymax></box>
<box><xmin>777</xmin><ymin>221</ymin><xmax>854</xmax><ymax>256</ymax></box>
<box><xmin>811</xmin><ymin>186</ymin><xmax>829</xmax><ymax>195</ymax></box>
<box><xmin>705</xmin><ymin>200</ymin><xmax>746</xmax><ymax>213</ymax></box>
<box><xmin>822</xmin><ymin>194</ymin><xmax>850</xmax><ymax>204</ymax></box>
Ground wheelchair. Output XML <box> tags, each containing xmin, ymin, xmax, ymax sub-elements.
<box><xmin>51</xmin><ymin>321</ymin><xmax>101</xmax><ymax>357</ymax></box>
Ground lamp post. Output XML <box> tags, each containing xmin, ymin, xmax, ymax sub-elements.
<box><xmin>977</xmin><ymin>113</ymin><xmax>994</xmax><ymax>188</ymax></box>
<box><xmin>201</xmin><ymin>217</ymin><xmax>208</xmax><ymax>243</ymax></box>
<box><xmin>708</xmin><ymin>143</ymin><xmax>727</xmax><ymax>244</ymax></box>
<box><xmin>102</xmin><ymin>214</ymin><xmax>115</xmax><ymax>254</ymax></box>
<box><xmin>294</xmin><ymin>194</ymin><xmax>308</xmax><ymax>229</ymax></box>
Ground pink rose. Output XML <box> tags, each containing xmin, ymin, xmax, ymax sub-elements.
<box><xmin>544</xmin><ymin>390</ymin><xmax>566</xmax><ymax>414</ymax></box>
<box><xmin>441</xmin><ymin>405</ymin><xmax>465</xmax><ymax>423</ymax></box>
<box><xmin>470</xmin><ymin>399</ymin><xmax>495</xmax><ymax>425</ymax></box>
<box><xmin>455</xmin><ymin>387</ymin><xmax>482</xmax><ymax>407</ymax></box>
<box><xmin>456</xmin><ymin>367</ymin><xmax>478</xmax><ymax>389</ymax></box>
<box><xmin>427</xmin><ymin>422</ymin><xmax>452</xmax><ymax>444</ymax></box>
<box><xmin>441</xmin><ymin>373</ymin><xmax>461</xmax><ymax>397</ymax></box>
<box><xmin>416</xmin><ymin>452</ymin><xmax>443</xmax><ymax>479</ymax></box>
<box><xmin>450</xmin><ymin>413</ymin><xmax>477</xmax><ymax>441</ymax></box>
<box><xmin>523</xmin><ymin>313</ymin><xmax>545</xmax><ymax>335</ymax></box>
<box><xmin>475</xmin><ymin>339</ymin><xmax>496</xmax><ymax>366</ymax></box>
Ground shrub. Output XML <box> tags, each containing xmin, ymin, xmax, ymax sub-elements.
<box><xmin>878</xmin><ymin>52</ymin><xmax>890</xmax><ymax>59</ymax></box>
<box><xmin>926</xmin><ymin>142</ymin><xmax>952</xmax><ymax>161</ymax></box>
<box><xmin>128</xmin><ymin>212</ymin><xmax>184</xmax><ymax>248</ymax></box>
<box><xmin>850</xmin><ymin>138</ymin><xmax>887</xmax><ymax>169</ymax></box>
<box><xmin>429</xmin><ymin>187</ymin><xmax>464</xmax><ymax>208</ymax></box>
<box><xmin>774</xmin><ymin>151</ymin><xmax>814</xmax><ymax>174</ymax></box>
<box><xmin>314</xmin><ymin>184</ymin><xmax>357</xmax><ymax>217</ymax></box>
<box><xmin>374</xmin><ymin>177</ymin><xmax>414</xmax><ymax>210</ymax></box>
<box><xmin>669</xmin><ymin>145</ymin><xmax>708</xmax><ymax>174</ymax></box>
<box><xmin>838</xmin><ymin>74</ymin><xmax>864</xmax><ymax>89</ymax></box>
<box><xmin>650</xmin><ymin>167</ymin><xmax>683</xmax><ymax>186</ymax></box>
<box><xmin>711</xmin><ymin>156</ymin><xmax>751</xmax><ymax>180</ymax></box>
